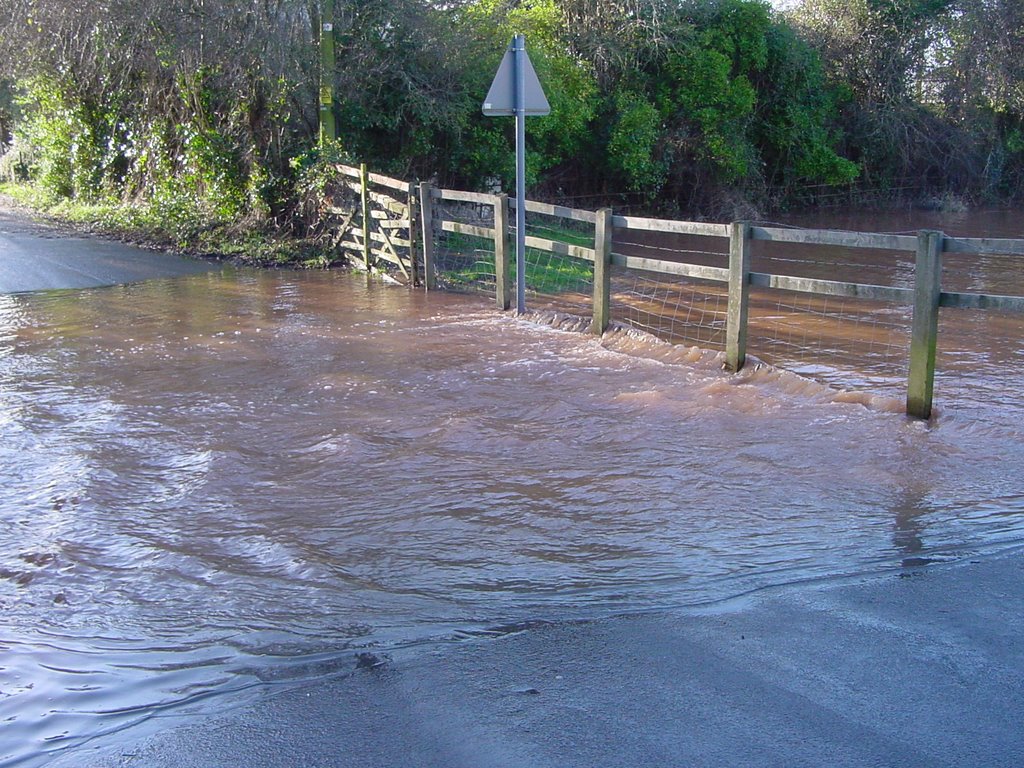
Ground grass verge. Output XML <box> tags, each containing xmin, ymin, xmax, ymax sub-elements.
<box><xmin>440</xmin><ymin>231</ymin><xmax>594</xmax><ymax>294</ymax></box>
<box><xmin>0</xmin><ymin>182</ymin><xmax>338</xmax><ymax>269</ymax></box>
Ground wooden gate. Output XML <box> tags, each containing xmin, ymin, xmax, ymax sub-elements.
<box><xmin>326</xmin><ymin>164</ymin><xmax>420</xmax><ymax>285</ymax></box>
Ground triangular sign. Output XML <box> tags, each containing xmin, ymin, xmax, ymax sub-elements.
<box><xmin>482</xmin><ymin>39</ymin><xmax>551</xmax><ymax>116</ymax></box>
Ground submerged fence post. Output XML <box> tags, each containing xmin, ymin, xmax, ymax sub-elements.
<box><xmin>591</xmin><ymin>208</ymin><xmax>613</xmax><ymax>335</ymax></box>
<box><xmin>725</xmin><ymin>220</ymin><xmax>752</xmax><ymax>372</ymax></box>
<box><xmin>907</xmin><ymin>230</ymin><xmax>943</xmax><ymax>419</ymax></box>
<box><xmin>360</xmin><ymin>163</ymin><xmax>371</xmax><ymax>272</ymax></box>
<box><xmin>418</xmin><ymin>182</ymin><xmax>437</xmax><ymax>291</ymax></box>
<box><xmin>407</xmin><ymin>182</ymin><xmax>419</xmax><ymax>287</ymax></box>
<box><xmin>494</xmin><ymin>195</ymin><xmax>511</xmax><ymax>310</ymax></box>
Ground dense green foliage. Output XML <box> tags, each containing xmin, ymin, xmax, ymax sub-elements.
<box><xmin>792</xmin><ymin>0</ymin><xmax>1024</xmax><ymax>200</ymax></box>
<box><xmin>0</xmin><ymin>0</ymin><xmax>316</xmax><ymax>245</ymax></box>
<box><xmin>1</xmin><ymin>0</ymin><xmax>1022</xmax><ymax>236</ymax></box>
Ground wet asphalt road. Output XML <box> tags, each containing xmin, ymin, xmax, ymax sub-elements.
<box><xmin>46</xmin><ymin>550</ymin><xmax>1024</xmax><ymax>768</ymax></box>
<box><xmin>0</xmin><ymin>206</ymin><xmax>217</xmax><ymax>293</ymax></box>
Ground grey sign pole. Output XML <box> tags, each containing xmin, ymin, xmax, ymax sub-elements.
<box><xmin>513</xmin><ymin>35</ymin><xmax>527</xmax><ymax>314</ymax></box>
<box><xmin>482</xmin><ymin>36</ymin><xmax>550</xmax><ymax>316</ymax></box>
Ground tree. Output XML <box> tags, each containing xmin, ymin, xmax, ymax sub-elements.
<box><xmin>930</xmin><ymin>0</ymin><xmax>1024</xmax><ymax>195</ymax></box>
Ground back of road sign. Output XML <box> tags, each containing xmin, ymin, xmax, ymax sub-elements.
<box><xmin>482</xmin><ymin>41</ymin><xmax>551</xmax><ymax>116</ymax></box>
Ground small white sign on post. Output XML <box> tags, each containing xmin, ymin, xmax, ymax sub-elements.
<box><xmin>482</xmin><ymin>36</ymin><xmax>550</xmax><ymax>315</ymax></box>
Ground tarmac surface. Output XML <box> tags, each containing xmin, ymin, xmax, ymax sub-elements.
<box><xmin>0</xmin><ymin>206</ymin><xmax>216</xmax><ymax>293</ymax></box>
<box><xmin>48</xmin><ymin>549</ymin><xmax>1024</xmax><ymax>768</ymax></box>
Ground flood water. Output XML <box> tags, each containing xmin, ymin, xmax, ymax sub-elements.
<box><xmin>753</xmin><ymin>207</ymin><xmax>1024</xmax><ymax>422</ymax></box>
<box><xmin>608</xmin><ymin>206</ymin><xmax>1024</xmax><ymax>427</ymax></box>
<box><xmin>2</xmin><ymin>209</ymin><xmax>1024</xmax><ymax>765</ymax></box>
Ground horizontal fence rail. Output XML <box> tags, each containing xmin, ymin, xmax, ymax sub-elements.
<box><xmin>611</xmin><ymin>254</ymin><xmax>730</xmax><ymax>283</ymax></box>
<box><xmin>938</xmin><ymin>291</ymin><xmax>1024</xmax><ymax>311</ymax></box>
<box><xmin>750</xmin><ymin>226</ymin><xmax>918</xmax><ymax>252</ymax></box>
<box><xmin>435</xmin><ymin>188</ymin><xmax>499</xmax><ymax>205</ymax></box>
<box><xmin>612</xmin><ymin>215</ymin><xmax>729</xmax><ymax>238</ymax></box>
<box><xmin>748</xmin><ymin>273</ymin><xmax>913</xmax><ymax>303</ymax></box>
<box><xmin>511</xmin><ymin>198</ymin><xmax>597</xmax><ymax>224</ymax></box>
<box><xmin>942</xmin><ymin>237</ymin><xmax>1024</xmax><ymax>256</ymax></box>
<box><xmin>526</xmin><ymin>236</ymin><xmax>596</xmax><ymax>263</ymax></box>
<box><xmin>441</xmin><ymin>221</ymin><xmax>496</xmax><ymax>240</ymax></box>
<box><xmin>330</xmin><ymin>165</ymin><xmax>1024</xmax><ymax>420</ymax></box>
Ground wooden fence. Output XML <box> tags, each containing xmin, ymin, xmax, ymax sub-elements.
<box><xmin>326</xmin><ymin>164</ymin><xmax>419</xmax><ymax>283</ymax></box>
<box><xmin>327</xmin><ymin>167</ymin><xmax>1024</xmax><ymax>420</ymax></box>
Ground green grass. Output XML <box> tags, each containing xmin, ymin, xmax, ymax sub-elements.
<box><xmin>1</xmin><ymin>180</ymin><xmax>599</xmax><ymax>279</ymax></box>
<box><xmin>441</xmin><ymin>227</ymin><xmax>595</xmax><ymax>294</ymax></box>
<box><xmin>0</xmin><ymin>181</ymin><xmax>53</xmax><ymax>209</ymax></box>
<box><xmin>528</xmin><ymin>220</ymin><xmax>594</xmax><ymax>249</ymax></box>
<box><xmin>522</xmin><ymin>218</ymin><xmax>595</xmax><ymax>293</ymax></box>
<box><xmin>524</xmin><ymin>248</ymin><xmax>593</xmax><ymax>294</ymax></box>
<box><xmin>0</xmin><ymin>181</ymin><xmax>336</xmax><ymax>268</ymax></box>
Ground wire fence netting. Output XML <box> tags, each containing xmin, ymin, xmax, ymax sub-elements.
<box><xmin>933</xmin><ymin>248</ymin><xmax>1024</xmax><ymax>425</ymax></box>
<box><xmin>747</xmin><ymin>289</ymin><xmax>913</xmax><ymax>398</ymax></box>
<box><xmin>521</xmin><ymin>210</ymin><xmax>594</xmax><ymax>316</ymax></box>
<box><xmin>743</xmin><ymin>236</ymin><xmax>916</xmax><ymax>398</ymax></box>
<box><xmin>610</xmin><ymin>226</ymin><xmax>730</xmax><ymax>351</ymax></box>
<box><xmin>433</xmin><ymin>198</ymin><xmax>498</xmax><ymax>294</ymax></box>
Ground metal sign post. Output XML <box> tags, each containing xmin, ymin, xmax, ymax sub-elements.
<box><xmin>483</xmin><ymin>35</ymin><xmax>550</xmax><ymax>315</ymax></box>
<box><xmin>513</xmin><ymin>37</ymin><xmax>527</xmax><ymax>315</ymax></box>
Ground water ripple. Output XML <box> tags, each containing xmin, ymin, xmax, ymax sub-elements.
<box><xmin>2</xmin><ymin>271</ymin><xmax>1023</xmax><ymax>766</ymax></box>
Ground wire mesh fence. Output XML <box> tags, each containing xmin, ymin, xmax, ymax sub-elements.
<box><xmin>747</xmin><ymin>288</ymin><xmax>913</xmax><ymax>398</ymax></box>
<box><xmin>609</xmin><ymin>225</ymin><xmax>730</xmax><ymax>350</ymax></box>
<box><xmin>611</xmin><ymin>272</ymin><xmax>729</xmax><ymax>351</ymax></box>
<box><xmin>741</xmin><ymin>235</ymin><xmax>915</xmax><ymax>397</ymax></box>
<box><xmin>325</xmin><ymin>166</ymin><xmax>1024</xmax><ymax>418</ymax></box>
<box><xmin>521</xmin><ymin>209</ymin><xmax>594</xmax><ymax>315</ymax></box>
<box><xmin>433</xmin><ymin>197</ymin><xmax>498</xmax><ymax>295</ymax></box>
<box><xmin>933</xmin><ymin>247</ymin><xmax>1024</xmax><ymax>425</ymax></box>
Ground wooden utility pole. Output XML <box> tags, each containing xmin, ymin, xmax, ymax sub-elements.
<box><xmin>319</xmin><ymin>1</ymin><xmax>336</xmax><ymax>144</ymax></box>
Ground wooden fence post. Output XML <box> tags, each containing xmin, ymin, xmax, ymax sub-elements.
<box><xmin>360</xmin><ymin>163</ymin><xmax>371</xmax><ymax>272</ymax></box>
<box><xmin>725</xmin><ymin>220</ymin><xmax>752</xmax><ymax>372</ymax></box>
<box><xmin>494</xmin><ymin>195</ymin><xmax>511</xmax><ymax>310</ymax></box>
<box><xmin>418</xmin><ymin>182</ymin><xmax>437</xmax><ymax>291</ymax></box>
<box><xmin>591</xmin><ymin>208</ymin><xmax>613</xmax><ymax>335</ymax></box>
<box><xmin>407</xmin><ymin>182</ymin><xmax>419</xmax><ymax>287</ymax></box>
<box><xmin>907</xmin><ymin>230</ymin><xmax>943</xmax><ymax>419</ymax></box>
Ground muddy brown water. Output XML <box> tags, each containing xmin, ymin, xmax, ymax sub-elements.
<box><xmin>611</xmin><ymin>207</ymin><xmax>1024</xmax><ymax>421</ymax></box>
<box><xmin>2</xmin><ymin>208</ymin><xmax>1023</xmax><ymax>766</ymax></box>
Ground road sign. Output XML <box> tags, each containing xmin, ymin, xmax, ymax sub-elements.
<box><xmin>482</xmin><ymin>36</ymin><xmax>550</xmax><ymax>314</ymax></box>
<box><xmin>483</xmin><ymin>41</ymin><xmax>550</xmax><ymax>116</ymax></box>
